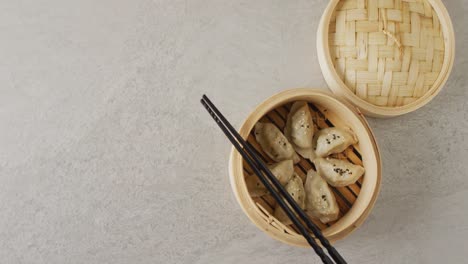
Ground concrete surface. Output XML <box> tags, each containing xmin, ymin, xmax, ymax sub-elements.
<box><xmin>0</xmin><ymin>0</ymin><xmax>467</xmax><ymax>263</ymax></box>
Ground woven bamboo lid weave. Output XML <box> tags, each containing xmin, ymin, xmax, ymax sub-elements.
<box><xmin>317</xmin><ymin>0</ymin><xmax>455</xmax><ymax>117</ymax></box>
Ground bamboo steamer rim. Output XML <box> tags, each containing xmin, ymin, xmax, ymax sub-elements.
<box><xmin>229</xmin><ymin>88</ymin><xmax>382</xmax><ymax>247</ymax></box>
<box><xmin>317</xmin><ymin>0</ymin><xmax>455</xmax><ymax>117</ymax></box>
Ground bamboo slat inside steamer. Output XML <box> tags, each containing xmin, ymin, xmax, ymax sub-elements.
<box><xmin>242</xmin><ymin>100</ymin><xmax>369</xmax><ymax>233</ymax></box>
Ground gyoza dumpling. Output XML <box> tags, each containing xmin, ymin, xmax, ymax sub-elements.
<box><xmin>273</xmin><ymin>174</ymin><xmax>305</xmax><ymax>225</ymax></box>
<box><xmin>304</xmin><ymin>169</ymin><xmax>339</xmax><ymax>224</ymax></box>
<box><xmin>245</xmin><ymin>160</ymin><xmax>295</xmax><ymax>197</ymax></box>
<box><xmin>245</xmin><ymin>175</ymin><xmax>267</xmax><ymax>197</ymax></box>
<box><xmin>314</xmin><ymin>158</ymin><xmax>365</xmax><ymax>187</ymax></box>
<box><xmin>313</xmin><ymin>127</ymin><xmax>358</xmax><ymax>158</ymax></box>
<box><xmin>284</xmin><ymin>101</ymin><xmax>314</xmax><ymax>160</ymax></box>
<box><xmin>268</xmin><ymin>159</ymin><xmax>295</xmax><ymax>185</ymax></box>
<box><xmin>255</xmin><ymin>122</ymin><xmax>300</xmax><ymax>163</ymax></box>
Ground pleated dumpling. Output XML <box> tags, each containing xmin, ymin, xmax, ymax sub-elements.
<box><xmin>284</xmin><ymin>101</ymin><xmax>314</xmax><ymax>160</ymax></box>
<box><xmin>313</xmin><ymin>127</ymin><xmax>358</xmax><ymax>158</ymax></box>
<box><xmin>304</xmin><ymin>169</ymin><xmax>339</xmax><ymax>224</ymax></box>
<box><xmin>245</xmin><ymin>175</ymin><xmax>267</xmax><ymax>198</ymax></box>
<box><xmin>314</xmin><ymin>158</ymin><xmax>365</xmax><ymax>187</ymax></box>
<box><xmin>245</xmin><ymin>160</ymin><xmax>295</xmax><ymax>197</ymax></box>
<box><xmin>268</xmin><ymin>159</ymin><xmax>295</xmax><ymax>185</ymax></box>
<box><xmin>254</xmin><ymin>122</ymin><xmax>300</xmax><ymax>163</ymax></box>
<box><xmin>273</xmin><ymin>174</ymin><xmax>305</xmax><ymax>225</ymax></box>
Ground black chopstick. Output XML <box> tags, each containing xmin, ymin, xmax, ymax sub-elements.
<box><xmin>201</xmin><ymin>95</ymin><xmax>347</xmax><ymax>264</ymax></box>
<box><xmin>200</xmin><ymin>98</ymin><xmax>333</xmax><ymax>264</ymax></box>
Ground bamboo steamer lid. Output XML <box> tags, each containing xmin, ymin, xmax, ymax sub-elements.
<box><xmin>317</xmin><ymin>0</ymin><xmax>455</xmax><ymax>117</ymax></box>
<box><xmin>229</xmin><ymin>89</ymin><xmax>381</xmax><ymax>247</ymax></box>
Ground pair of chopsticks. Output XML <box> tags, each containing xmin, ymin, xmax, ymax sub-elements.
<box><xmin>201</xmin><ymin>95</ymin><xmax>347</xmax><ymax>264</ymax></box>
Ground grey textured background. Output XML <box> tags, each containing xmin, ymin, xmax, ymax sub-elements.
<box><xmin>0</xmin><ymin>0</ymin><xmax>467</xmax><ymax>263</ymax></box>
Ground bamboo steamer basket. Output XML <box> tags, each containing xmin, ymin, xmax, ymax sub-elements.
<box><xmin>229</xmin><ymin>89</ymin><xmax>381</xmax><ymax>247</ymax></box>
<box><xmin>317</xmin><ymin>0</ymin><xmax>455</xmax><ymax>117</ymax></box>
